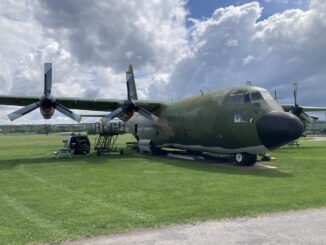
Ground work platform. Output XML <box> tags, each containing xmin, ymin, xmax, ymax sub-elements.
<box><xmin>94</xmin><ymin>122</ymin><xmax>125</xmax><ymax>155</ymax></box>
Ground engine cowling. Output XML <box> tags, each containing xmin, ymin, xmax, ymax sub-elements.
<box><xmin>39</xmin><ymin>95</ymin><xmax>55</xmax><ymax>119</ymax></box>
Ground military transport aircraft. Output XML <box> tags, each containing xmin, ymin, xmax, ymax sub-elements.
<box><xmin>1</xmin><ymin>63</ymin><xmax>326</xmax><ymax>166</ymax></box>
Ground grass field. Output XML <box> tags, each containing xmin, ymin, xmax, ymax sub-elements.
<box><xmin>0</xmin><ymin>134</ymin><xmax>325</xmax><ymax>244</ymax></box>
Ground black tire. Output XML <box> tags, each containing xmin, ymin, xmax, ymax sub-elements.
<box><xmin>234</xmin><ymin>153</ymin><xmax>257</xmax><ymax>166</ymax></box>
<box><xmin>245</xmin><ymin>154</ymin><xmax>257</xmax><ymax>166</ymax></box>
<box><xmin>186</xmin><ymin>150</ymin><xmax>202</xmax><ymax>156</ymax></box>
<box><xmin>150</xmin><ymin>145</ymin><xmax>165</xmax><ymax>155</ymax></box>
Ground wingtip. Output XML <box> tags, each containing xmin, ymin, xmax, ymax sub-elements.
<box><xmin>127</xmin><ymin>64</ymin><xmax>133</xmax><ymax>73</ymax></box>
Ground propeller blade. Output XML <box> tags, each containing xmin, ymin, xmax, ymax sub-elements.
<box><xmin>7</xmin><ymin>102</ymin><xmax>40</xmax><ymax>121</ymax></box>
<box><xmin>126</xmin><ymin>64</ymin><xmax>138</xmax><ymax>100</ymax></box>
<box><xmin>44</xmin><ymin>63</ymin><xmax>52</xmax><ymax>95</ymax></box>
<box><xmin>101</xmin><ymin>107</ymin><xmax>126</xmax><ymax>124</ymax></box>
<box><xmin>136</xmin><ymin>107</ymin><xmax>159</xmax><ymax>123</ymax></box>
<box><xmin>56</xmin><ymin>103</ymin><xmax>82</xmax><ymax>122</ymax></box>
<box><xmin>298</xmin><ymin>111</ymin><xmax>314</xmax><ymax>124</ymax></box>
<box><xmin>293</xmin><ymin>82</ymin><xmax>298</xmax><ymax>106</ymax></box>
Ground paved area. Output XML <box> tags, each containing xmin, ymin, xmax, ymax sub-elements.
<box><xmin>61</xmin><ymin>208</ymin><xmax>326</xmax><ymax>245</ymax></box>
<box><xmin>308</xmin><ymin>136</ymin><xmax>326</xmax><ymax>141</ymax></box>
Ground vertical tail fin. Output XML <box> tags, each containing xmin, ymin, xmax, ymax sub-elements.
<box><xmin>44</xmin><ymin>63</ymin><xmax>52</xmax><ymax>95</ymax></box>
<box><xmin>126</xmin><ymin>64</ymin><xmax>138</xmax><ymax>100</ymax></box>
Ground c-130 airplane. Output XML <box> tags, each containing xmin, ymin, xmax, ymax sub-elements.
<box><xmin>0</xmin><ymin>63</ymin><xmax>325</xmax><ymax>166</ymax></box>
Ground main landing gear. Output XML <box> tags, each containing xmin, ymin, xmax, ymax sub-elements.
<box><xmin>233</xmin><ymin>153</ymin><xmax>257</xmax><ymax>166</ymax></box>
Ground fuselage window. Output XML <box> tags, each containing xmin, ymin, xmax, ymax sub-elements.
<box><xmin>234</xmin><ymin>111</ymin><xmax>249</xmax><ymax>123</ymax></box>
<box><xmin>234</xmin><ymin>112</ymin><xmax>242</xmax><ymax>123</ymax></box>
<box><xmin>242</xmin><ymin>111</ymin><xmax>249</xmax><ymax>122</ymax></box>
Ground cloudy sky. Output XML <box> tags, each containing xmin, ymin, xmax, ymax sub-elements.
<box><xmin>0</xmin><ymin>0</ymin><xmax>325</xmax><ymax>124</ymax></box>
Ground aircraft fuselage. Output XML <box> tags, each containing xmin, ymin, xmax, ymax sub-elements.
<box><xmin>127</xmin><ymin>86</ymin><xmax>303</xmax><ymax>155</ymax></box>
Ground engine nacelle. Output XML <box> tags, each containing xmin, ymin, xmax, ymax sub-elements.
<box><xmin>40</xmin><ymin>95</ymin><xmax>55</xmax><ymax>119</ymax></box>
<box><xmin>40</xmin><ymin>106</ymin><xmax>55</xmax><ymax>119</ymax></box>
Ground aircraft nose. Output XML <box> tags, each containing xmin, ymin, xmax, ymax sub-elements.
<box><xmin>256</xmin><ymin>111</ymin><xmax>304</xmax><ymax>149</ymax></box>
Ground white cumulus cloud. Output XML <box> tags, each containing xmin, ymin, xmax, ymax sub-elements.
<box><xmin>150</xmin><ymin>0</ymin><xmax>326</xmax><ymax>107</ymax></box>
<box><xmin>1</xmin><ymin>0</ymin><xmax>326</xmax><ymax>124</ymax></box>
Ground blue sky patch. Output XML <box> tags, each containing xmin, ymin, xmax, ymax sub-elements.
<box><xmin>186</xmin><ymin>0</ymin><xmax>309</xmax><ymax>20</ymax></box>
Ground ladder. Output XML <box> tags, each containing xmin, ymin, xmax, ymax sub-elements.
<box><xmin>94</xmin><ymin>122</ymin><xmax>125</xmax><ymax>155</ymax></box>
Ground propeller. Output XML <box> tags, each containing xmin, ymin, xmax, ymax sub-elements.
<box><xmin>289</xmin><ymin>82</ymin><xmax>314</xmax><ymax>124</ymax></box>
<box><xmin>8</xmin><ymin>63</ymin><xmax>81</xmax><ymax>122</ymax></box>
<box><xmin>274</xmin><ymin>90</ymin><xmax>277</xmax><ymax>101</ymax></box>
<box><xmin>293</xmin><ymin>82</ymin><xmax>298</xmax><ymax>107</ymax></box>
<box><xmin>101</xmin><ymin>65</ymin><xmax>158</xmax><ymax>124</ymax></box>
<box><xmin>8</xmin><ymin>102</ymin><xmax>40</xmax><ymax>121</ymax></box>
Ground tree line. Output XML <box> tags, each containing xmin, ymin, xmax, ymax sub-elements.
<box><xmin>0</xmin><ymin>123</ymin><xmax>97</xmax><ymax>135</ymax></box>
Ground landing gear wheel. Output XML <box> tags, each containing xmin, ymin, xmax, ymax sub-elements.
<box><xmin>247</xmin><ymin>154</ymin><xmax>257</xmax><ymax>166</ymax></box>
<box><xmin>150</xmin><ymin>145</ymin><xmax>165</xmax><ymax>155</ymax></box>
<box><xmin>235</xmin><ymin>153</ymin><xmax>244</xmax><ymax>164</ymax></box>
<box><xmin>261</xmin><ymin>154</ymin><xmax>271</xmax><ymax>162</ymax></box>
<box><xmin>234</xmin><ymin>153</ymin><xmax>257</xmax><ymax>166</ymax></box>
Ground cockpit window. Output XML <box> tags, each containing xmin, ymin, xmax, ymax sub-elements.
<box><xmin>228</xmin><ymin>90</ymin><xmax>250</xmax><ymax>104</ymax></box>
<box><xmin>251</xmin><ymin>92</ymin><xmax>263</xmax><ymax>101</ymax></box>
<box><xmin>251</xmin><ymin>90</ymin><xmax>274</xmax><ymax>102</ymax></box>
<box><xmin>260</xmin><ymin>90</ymin><xmax>274</xmax><ymax>100</ymax></box>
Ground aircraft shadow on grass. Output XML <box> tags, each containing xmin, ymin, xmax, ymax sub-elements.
<box><xmin>0</xmin><ymin>153</ymin><xmax>139</xmax><ymax>170</ymax></box>
<box><xmin>146</xmin><ymin>154</ymin><xmax>292</xmax><ymax>178</ymax></box>
<box><xmin>0</xmin><ymin>152</ymin><xmax>292</xmax><ymax>178</ymax></box>
<box><xmin>278</xmin><ymin>146</ymin><xmax>326</xmax><ymax>151</ymax></box>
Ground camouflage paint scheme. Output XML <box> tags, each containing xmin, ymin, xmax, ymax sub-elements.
<box><xmin>127</xmin><ymin>86</ymin><xmax>283</xmax><ymax>155</ymax></box>
<box><xmin>1</xmin><ymin>63</ymin><xmax>321</xmax><ymax>163</ymax></box>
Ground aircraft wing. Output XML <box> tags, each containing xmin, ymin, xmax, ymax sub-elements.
<box><xmin>0</xmin><ymin>95</ymin><xmax>165</xmax><ymax>114</ymax></box>
<box><xmin>281</xmin><ymin>104</ymin><xmax>326</xmax><ymax>124</ymax></box>
<box><xmin>282</xmin><ymin>104</ymin><xmax>326</xmax><ymax>112</ymax></box>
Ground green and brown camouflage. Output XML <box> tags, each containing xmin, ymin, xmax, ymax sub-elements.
<box><xmin>1</xmin><ymin>63</ymin><xmax>326</xmax><ymax>165</ymax></box>
<box><xmin>126</xmin><ymin>85</ymin><xmax>294</xmax><ymax>157</ymax></box>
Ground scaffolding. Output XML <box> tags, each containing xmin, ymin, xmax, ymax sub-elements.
<box><xmin>94</xmin><ymin>122</ymin><xmax>125</xmax><ymax>155</ymax></box>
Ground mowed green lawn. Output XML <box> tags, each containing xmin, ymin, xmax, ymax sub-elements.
<box><xmin>0</xmin><ymin>134</ymin><xmax>325</xmax><ymax>244</ymax></box>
